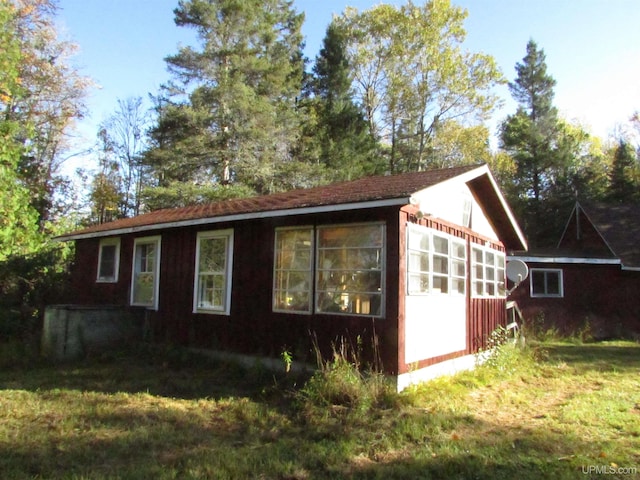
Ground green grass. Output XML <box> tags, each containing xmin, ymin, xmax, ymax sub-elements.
<box><xmin>1</xmin><ymin>341</ymin><xmax>639</xmax><ymax>479</ymax></box>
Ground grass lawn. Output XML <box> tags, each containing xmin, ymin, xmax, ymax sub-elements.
<box><xmin>0</xmin><ymin>341</ymin><xmax>639</xmax><ymax>479</ymax></box>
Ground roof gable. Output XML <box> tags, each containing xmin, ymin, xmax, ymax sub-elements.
<box><xmin>58</xmin><ymin>164</ymin><xmax>526</xmax><ymax>250</ymax></box>
<box><xmin>560</xmin><ymin>202</ymin><xmax>640</xmax><ymax>268</ymax></box>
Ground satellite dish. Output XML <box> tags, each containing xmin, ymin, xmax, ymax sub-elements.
<box><xmin>506</xmin><ymin>259</ymin><xmax>529</xmax><ymax>284</ymax></box>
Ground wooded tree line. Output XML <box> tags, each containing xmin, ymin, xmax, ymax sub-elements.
<box><xmin>2</xmin><ymin>0</ymin><xmax>640</xmax><ymax>262</ymax></box>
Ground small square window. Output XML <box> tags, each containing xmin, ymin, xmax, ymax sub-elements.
<box><xmin>530</xmin><ymin>269</ymin><xmax>563</xmax><ymax>298</ymax></box>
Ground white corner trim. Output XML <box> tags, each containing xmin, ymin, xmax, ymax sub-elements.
<box><xmin>395</xmin><ymin>352</ymin><xmax>480</xmax><ymax>392</ymax></box>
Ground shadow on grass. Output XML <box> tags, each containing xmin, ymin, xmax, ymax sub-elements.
<box><xmin>0</xmin><ymin>346</ymin><xmax>307</xmax><ymax>401</ymax></box>
<box><xmin>0</xmin><ymin>398</ymin><xmax>602</xmax><ymax>480</ymax></box>
<box><xmin>0</xmin><ymin>342</ymin><xmax>637</xmax><ymax>479</ymax></box>
<box><xmin>541</xmin><ymin>341</ymin><xmax>640</xmax><ymax>374</ymax></box>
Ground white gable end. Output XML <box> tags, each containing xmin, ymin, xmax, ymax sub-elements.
<box><xmin>410</xmin><ymin>178</ymin><xmax>499</xmax><ymax>241</ymax></box>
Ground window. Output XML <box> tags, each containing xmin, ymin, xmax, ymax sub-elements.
<box><xmin>316</xmin><ymin>223</ymin><xmax>384</xmax><ymax>316</ymax></box>
<box><xmin>97</xmin><ymin>237</ymin><xmax>120</xmax><ymax>283</ymax></box>
<box><xmin>131</xmin><ymin>236</ymin><xmax>161</xmax><ymax>309</ymax></box>
<box><xmin>273</xmin><ymin>228</ymin><xmax>313</xmax><ymax>313</ymax></box>
<box><xmin>471</xmin><ymin>245</ymin><xmax>506</xmax><ymax>297</ymax></box>
<box><xmin>194</xmin><ymin>230</ymin><xmax>234</xmax><ymax>314</ymax></box>
<box><xmin>407</xmin><ymin>225</ymin><xmax>466</xmax><ymax>296</ymax></box>
<box><xmin>530</xmin><ymin>268</ymin><xmax>563</xmax><ymax>298</ymax></box>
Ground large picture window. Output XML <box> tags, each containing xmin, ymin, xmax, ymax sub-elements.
<box><xmin>407</xmin><ymin>225</ymin><xmax>466</xmax><ymax>296</ymax></box>
<box><xmin>131</xmin><ymin>236</ymin><xmax>161</xmax><ymax>309</ymax></box>
<box><xmin>194</xmin><ymin>230</ymin><xmax>234</xmax><ymax>314</ymax></box>
<box><xmin>272</xmin><ymin>223</ymin><xmax>385</xmax><ymax>317</ymax></box>
<box><xmin>97</xmin><ymin>237</ymin><xmax>120</xmax><ymax>283</ymax></box>
<box><xmin>471</xmin><ymin>245</ymin><xmax>506</xmax><ymax>298</ymax></box>
<box><xmin>316</xmin><ymin>224</ymin><xmax>384</xmax><ymax>316</ymax></box>
<box><xmin>273</xmin><ymin>228</ymin><xmax>313</xmax><ymax>313</ymax></box>
<box><xmin>530</xmin><ymin>268</ymin><xmax>563</xmax><ymax>298</ymax></box>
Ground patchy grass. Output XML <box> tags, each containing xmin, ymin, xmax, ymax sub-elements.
<box><xmin>0</xmin><ymin>341</ymin><xmax>639</xmax><ymax>479</ymax></box>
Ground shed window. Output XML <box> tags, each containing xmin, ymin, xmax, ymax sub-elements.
<box><xmin>530</xmin><ymin>268</ymin><xmax>563</xmax><ymax>298</ymax></box>
<box><xmin>194</xmin><ymin>230</ymin><xmax>234</xmax><ymax>314</ymax></box>
<box><xmin>316</xmin><ymin>223</ymin><xmax>384</xmax><ymax>316</ymax></box>
<box><xmin>131</xmin><ymin>236</ymin><xmax>161</xmax><ymax>309</ymax></box>
<box><xmin>97</xmin><ymin>237</ymin><xmax>120</xmax><ymax>283</ymax></box>
<box><xmin>407</xmin><ymin>225</ymin><xmax>466</xmax><ymax>296</ymax></box>
<box><xmin>273</xmin><ymin>228</ymin><xmax>313</xmax><ymax>313</ymax></box>
<box><xmin>471</xmin><ymin>245</ymin><xmax>505</xmax><ymax>298</ymax></box>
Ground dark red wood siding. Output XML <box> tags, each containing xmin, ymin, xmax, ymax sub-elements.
<box><xmin>510</xmin><ymin>262</ymin><xmax>640</xmax><ymax>338</ymax></box>
<box><xmin>70</xmin><ymin>207</ymin><xmax>402</xmax><ymax>373</ymax></box>
<box><xmin>69</xmin><ymin>204</ymin><xmax>509</xmax><ymax>376</ymax></box>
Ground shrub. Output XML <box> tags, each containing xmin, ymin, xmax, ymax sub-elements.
<box><xmin>0</xmin><ymin>243</ymin><xmax>72</xmax><ymax>364</ymax></box>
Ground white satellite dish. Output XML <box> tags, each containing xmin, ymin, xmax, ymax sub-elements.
<box><xmin>506</xmin><ymin>259</ymin><xmax>529</xmax><ymax>284</ymax></box>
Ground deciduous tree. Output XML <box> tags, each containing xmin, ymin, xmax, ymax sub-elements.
<box><xmin>3</xmin><ymin>0</ymin><xmax>91</xmax><ymax>229</ymax></box>
<box><xmin>338</xmin><ymin>0</ymin><xmax>503</xmax><ymax>173</ymax></box>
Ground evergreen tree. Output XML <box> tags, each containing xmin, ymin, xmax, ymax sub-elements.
<box><xmin>143</xmin><ymin>0</ymin><xmax>305</xmax><ymax>207</ymax></box>
<box><xmin>500</xmin><ymin>40</ymin><xmax>570</xmax><ymax>247</ymax></box>
<box><xmin>608</xmin><ymin>139</ymin><xmax>640</xmax><ymax>203</ymax></box>
<box><xmin>311</xmin><ymin>22</ymin><xmax>379</xmax><ymax>181</ymax></box>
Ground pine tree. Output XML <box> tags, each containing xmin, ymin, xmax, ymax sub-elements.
<box><xmin>311</xmin><ymin>22</ymin><xmax>379</xmax><ymax>181</ymax></box>
<box><xmin>143</xmin><ymin>0</ymin><xmax>305</xmax><ymax>207</ymax></box>
<box><xmin>500</xmin><ymin>40</ymin><xmax>570</xmax><ymax>247</ymax></box>
<box><xmin>608</xmin><ymin>139</ymin><xmax>640</xmax><ymax>203</ymax></box>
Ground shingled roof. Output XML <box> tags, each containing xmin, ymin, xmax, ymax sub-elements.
<box><xmin>578</xmin><ymin>202</ymin><xmax>640</xmax><ymax>268</ymax></box>
<box><xmin>59</xmin><ymin>163</ymin><xmax>526</xmax><ymax>250</ymax></box>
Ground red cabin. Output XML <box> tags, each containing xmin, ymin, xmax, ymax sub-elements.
<box><xmin>55</xmin><ymin>164</ymin><xmax>527</xmax><ymax>389</ymax></box>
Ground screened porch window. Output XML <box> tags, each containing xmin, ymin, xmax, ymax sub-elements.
<box><xmin>471</xmin><ymin>245</ymin><xmax>506</xmax><ymax>298</ymax></box>
<box><xmin>407</xmin><ymin>225</ymin><xmax>466</xmax><ymax>296</ymax></box>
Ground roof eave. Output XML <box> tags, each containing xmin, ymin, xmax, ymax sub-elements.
<box><xmin>57</xmin><ymin>197</ymin><xmax>411</xmax><ymax>241</ymax></box>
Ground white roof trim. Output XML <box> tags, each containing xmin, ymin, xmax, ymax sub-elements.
<box><xmin>59</xmin><ymin>197</ymin><xmax>410</xmax><ymax>241</ymax></box>
<box><xmin>508</xmin><ymin>255</ymin><xmax>620</xmax><ymax>265</ymax></box>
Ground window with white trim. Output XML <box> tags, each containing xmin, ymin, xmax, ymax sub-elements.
<box><xmin>131</xmin><ymin>236</ymin><xmax>161</xmax><ymax>309</ymax></box>
<box><xmin>316</xmin><ymin>223</ymin><xmax>384</xmax><ymax>316</ymax></box>
<box><xmin>471</xmin><ymin>245</ymin><xmax>506</xmax><ymax>297</ymax></box>
<box><xmin>530</xmin><ymin>268</ymin><xmax>563</xmax><ymax>298</ymax></box>
<box><xmin>272</xmin><ymin>223</ymin><xmax>385</xmax><ymax>317</ymax></box>
<box><xmin>194</xmin><ymin>230</ymin><xmax>234</xmax><ymax>314</ymax></box>
<box><xmin>273</xmin><ymin>228</ymin><xmax>313</xmax><ymax>313</ymax></box>
<box><xmin>97</xmin><ymin>237</ymin><xmax>120</xmax><ymax>283</ymax></box>
<box><xmin>407</xmin><ymin>224</ymin><xmax>466</xmax><ymax>296</ymax></box>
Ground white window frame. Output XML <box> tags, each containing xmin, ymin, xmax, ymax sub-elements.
<box><xmin>193</xmin><ymin>229</ymin><xmax>234</xmax><ymax>315</ymax></box>
<box><xmin>406</xmin><ymin>224</ymin><xmax>466</xmax><ymax>296</ymax></box>
<box><xmin>471</xmin><ymin>244</ymin><xmax>506</xmax><ymax>298</ymax></box>
<box><xmin>530</xmin><ymin>268</ymin><xmax>564</xmax><ymax>298</ymax></box>
<box><xmin>130</xmin><ymin>236</ymin><xmax>161</xmax><ymax>310</ymax></box>
<box><xmin>273</xmin><ymin>227</ymin><xmax>314</xmax><ymax>314</ymax></box>
<box><xmin>315</xmin><ymin>222</ymin><xmax>386</xmax><ymax>317</ymax></box>
<box><xmin>97</xmin><ymin>237</ymin><xmax>120</xmax><ymax>283</ymax></box>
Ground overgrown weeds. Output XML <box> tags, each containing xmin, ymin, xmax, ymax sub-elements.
<box><xmin>297</xmin><ymin>337</ymin><xmax>400</xmax><ymax>421</ymax></box>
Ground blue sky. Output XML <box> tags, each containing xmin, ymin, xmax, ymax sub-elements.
<box><xmin>56</xmin><ymin>0</ymin><xmax>640</xmax><ymax>164</ymax></box>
